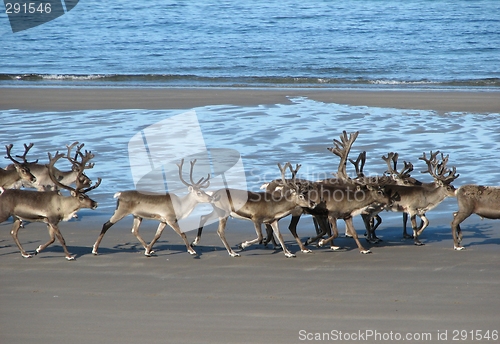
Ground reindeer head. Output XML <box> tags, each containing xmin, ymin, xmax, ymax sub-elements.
<box><xmin>47</xmin><ymin>151</ymin><xmax>101</xmax><ymax>210</ymax></box>
<box><xmin>5</xmin><ymin>143</ymin><xmax>37</xmax><ymax>184</ymax></box>
<box><xmin>177</xmin><ymin>158</ymin><xmax>213</xmax><ymax>203</ymax></box>
<box><xmin>276</xmin><ymin>162</ymin><xmax>317</xmax><ymax>209</ymax></box>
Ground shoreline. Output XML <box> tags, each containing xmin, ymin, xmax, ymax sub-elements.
<box><xmin>1</xmin><ymin>87</ymin><xmax>499</xmax><ymax>113</ymax></box>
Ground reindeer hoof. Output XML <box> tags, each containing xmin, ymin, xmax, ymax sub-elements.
<box><xmin>414</xmin><ymin>242</ymin><xmax>425</xmax><ymax>246</ymax></box>
<box><xmin>65</xmin><ymin>256</ymin><xmax>75</xmax><ymax>261</ymax></box>
<box><xmin>360</xmin><ymin>249</ymin><xmax>372</xmax><ymax>254</ymax></box>
<box><xmin>21</xmin><ymin>253</ymin><xmax>33</xmax><ymax>258</ymax></box>
<box><xmin>330</xmin><ymin>246</ymin><xmax>341</xmax><ymax>251</ymax></box>
<box><xmin>230</xmin><ymin>252</ymin><xmax>241</xmax><ymax>257</ymax></box>
<box><xmin>454</xmin><ymin>246</ymin><xmax>466</xmax><ymax>251</ymax></box>
<box><xmin>301</xmin><ymin>249</ymin><xmax>312</xmax><ymax>253</ymax></box>
<box><xmin>285</xmin><ymin>252</ymin><xmax>296</xmax><ymax>258</ymax></box>
<box><xmin>318</xmin><ymin>239</ymin><xmax>325</xmax><ymax>247</ymax></box>
<box><xmin>188</xmin><ymin>250</ymin><xmax>197</xmax><ymax>255</ymax></box>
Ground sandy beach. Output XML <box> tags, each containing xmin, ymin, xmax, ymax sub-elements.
<box><xmin>1</xmin><ymin>87</ymin><xmax>499</xmax><ymax>344</ymax></box>
<box><xmin>1</xmin><ymin>87</ymin><xmax>500</xmax><ymax>113</ymax></box>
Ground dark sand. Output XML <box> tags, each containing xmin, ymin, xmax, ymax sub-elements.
<box><xmin>1</xmin><ymin>88</ymin><xmax>499</xmax><ymax>344</ymax></box>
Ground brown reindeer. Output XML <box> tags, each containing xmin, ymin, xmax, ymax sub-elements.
<box><xmin>451</xmin><ymin>185</ymin><xmax>500</xmax><ymax>250</ymax></box>
<box><xmin>191</xmin><ymin>162</ymin><xmax>317</xmax><ymax>257</ymax></box>
<box><xmin>0</xmin><ymin>143</ymin><xmax>36</xmax><ymax>188</ymax></box>
<box><xmin>7</xmin><ymin>142</ymin><xmax>93</xmax><ymax>191</ymax></box>
<box><xmin>0</xmin><ymin>151</ymin><xmax>100</xmax><ymax>260</ymax></box>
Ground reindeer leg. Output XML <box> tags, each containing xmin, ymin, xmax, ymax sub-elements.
<box><xmin>262</xmin><ymin>224</ymin><xmax>280</xmax><ymax>249</ymax></box>
<box><xmin>305</xmin><ymin>215</ymin><xmax>329</xmax><ymax>246</ymax></box>
<box><xmin>216</xmin><ymin>216</ymin><xmax>240</xmax><ymax>257</ymax></box>
<box><xmin>452</xmin><ymin>211</ymin><xmax>470</xmax><ymax>250</ymax></box>
<box><xmin>288</xmin><ymin>215</ymin><xmax>311</xmax><ymax>253</ymax></box>
<box><xmin>414</xmin><ymin>215</ymin><xmax>429</xmax><ymax>245</ymax></box>
<box><xmin>240</xmin><ymin>222</ymin><xmax>264</xmax><ymax>250</ymax></box>
<box><xmin>192</xmin><ymin>209</ymin><xmax>217</xmax><ymax>247</ymax></box>
<box><xmin>92</xmin><ymin>209</ymin><xmax>128</xmax><ymax>255</ymax></box>
<box><xmin>319</xmin><ymin>216</ymin><xmax>340</xmax><ymax>250</ymax></box>
<box><xmin>269</xmin><ymin>221</ymin><xmax>295</xmax><ymax>258</ymax></box>
<box><xmin>130</xmin><ymin>216</ymin><xmax>151</xmax><ymax>255</ymax></box>
<box><xmin>162</xmin><ymin>220</ymin><xmax>197</xmax><ymax>256</ymax></box>
<box><xmin>370</xmin><ymin>215</ymin><xmax>382</xmax><ymax>242</ymax></box>
<box><xmin>402</xmin><ymin>212</ymin><xmax>412</xmax><ymax>239</ymax></box>
<box><xmin>34</xmin><ymin>223</ymin><xmax>56</xmax><ymax>256</ymax></box>
<box><xmin>10</xmin><ymin>218</ymin><xmax>32</xmax><ymax>258</ymax></box>
<box><xmin>345</xmin><ymin>217</ymin><xmax>371</xmax><ymax>254</ymax></box>
<box><xmin>48</xmin><ymin>223</ymin><xmax>74</xmax><ymax>260</ymax></box>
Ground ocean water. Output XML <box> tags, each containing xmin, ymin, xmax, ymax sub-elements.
<box><xmin>1</xmin><ymin>0</ymin><xmax>499</xmax><ymax>88</ymax></box>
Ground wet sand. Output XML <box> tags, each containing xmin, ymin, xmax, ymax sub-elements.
<box><xmin>1</xmin><ymin>87</ymin><xmax>499</xmax><ymax>344</ymax></box>
<box><xmin>1</xmin><ymin>87</ymin><xmax>500</xmax><ymax>113</ymax></box>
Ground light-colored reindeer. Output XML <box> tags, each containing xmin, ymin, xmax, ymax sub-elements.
<box><xmin>92</xmin><ymin>159</ymin><xmax>213</xmax><ymax>256</ymax></box>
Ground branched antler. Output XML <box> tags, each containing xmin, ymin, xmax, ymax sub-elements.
<box><xmin>349</xmin><ymin>151</ymin><xmax>366</xmax><ymax>178</ymax></box>
<box><xmin>382</xmin><ymin>152</ymin><xmax>414</xmax><ymax>180</ymax></box>
<box><xmin>419</xmin><ymin>151</ymin><xmax>459</xmax><ymax>184</ymax></box>
<box><xmin>177</xmin><ymin>159</ymin><xmax>211</xmax><ymax>189</ymax></box>
<box><xmin>6</xmin><ymin>143</ymin><xmax>37</xmax><ymax>165</ymax></box>
<box><xmin>327</xmin><ymin>131</ymin><xmax>359</xmax><ymax>180</ymax></box>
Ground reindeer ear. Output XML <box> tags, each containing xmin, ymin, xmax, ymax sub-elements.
<box><xmin>70</xmin><ymin>190</ymin><xmax>77</xmax><ymax>197</ymax></box>
<box><xmin>188</xmin><ymin>186</ymin><xmax>194</xmax><ymax>192</ymax></box>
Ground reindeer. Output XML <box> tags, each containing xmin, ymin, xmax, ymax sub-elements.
<box><xmin>191</xmin><ymin>162</ymin><xmax>317</xmax><ymax>258</ymax></box>
<box><xmin>7</xmin><ymin>142</ymin><xmax>93</xmax><ymax>191</ymax></box>
<box><xmin>0</xmin><ymin>151</ymin><xmax>101</xmax><ymax>260</ymax></box>
<box><xmin>261</xmin><ymin>132</ymin><xmax>395</xmax><ymax>254</ymax></box>
<box><xmin>0</xmin><ymin>143</ymin><xmax>36</xmax><ymax>188</ymax></box>
<box><xmin>382</xmin><ymin>151</ymin><xmax>459</xmax><ymax>245</ymax></box>
<box><xmin>359</xmin><ymin>152</ymin><xmax>422</xmax><ymax>242</ymax></box>
<box><xmin>451</xmin><ymin>185</ymin><xmax>500</xmax><ymax>250</ymax></box>
<box><xmin>92</xmin><ymin>159</ymin><xmax>213</xmax><ymax>257</ymax></box>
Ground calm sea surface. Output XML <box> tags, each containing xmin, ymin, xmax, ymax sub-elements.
<box><xmin>1</xmin><ymin>0</ymin><xmax>499</xmax><ymax>88</ymax></box>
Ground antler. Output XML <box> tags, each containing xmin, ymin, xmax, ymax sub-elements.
<box><xmin>327</xmin><ymin>131</ymin><xmax>359</xmax><ymax>180</ymax></box>
<box><xmin>287</xmin><ymin>163</ymin><xmax>302</xmax><ymax>179</ymax></box>
<box><xmin>67</xmin><ymin>142</ymin><xmax>95</xmax><ymax>171</ymax></box>
<box><xmin>419</xmin><ymin>151</ymin><xmax>459</xmax><ymax>184</ymax></box>
<box><xmin>177</xmin><ymin>159</ymin><xmax>211</xmax><ymax>189</ymax></box>
<box><xmin>47</xmin><ymin>150</ymin><xmax>101</xmax><ymax>194</ymax></box>
<box><xmin>5</xmin><ymin>143</ymin><xmax>37</xmax><ymax>165</ymax></box>
<box><xmin>47</xmin><ymin>151</ymin><xmax>75</xmax><ymax>193</ymax></box>
<box><xmin>278</xmin><ymin>162</ymin><xmax>296</xmax><ymax>187</ymax></box>
<box><xmin>14</xmin><ymin>143</ymin><xmax>38</xmax><ymax>164</ymax></box>
<box><xmin>382</xmin><ymin>152</ymin><xmax>414</xmax><ymax>180</ymax></box>
<box><xmin>349</xmin><ymin>151</ymin><xmax>366</xmax><ymax>178</ymax></box>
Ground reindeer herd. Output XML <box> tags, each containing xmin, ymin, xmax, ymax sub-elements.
<box><xmin>1</xmin><ymin>132</ymin><xmax>499</xmax><ymax>261</ymax></box>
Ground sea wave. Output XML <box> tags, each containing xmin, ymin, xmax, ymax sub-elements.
<box><xmin>1</xmin><ymin>73</ymin><xmax>500</xmax><ymax>89</ymax></box>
